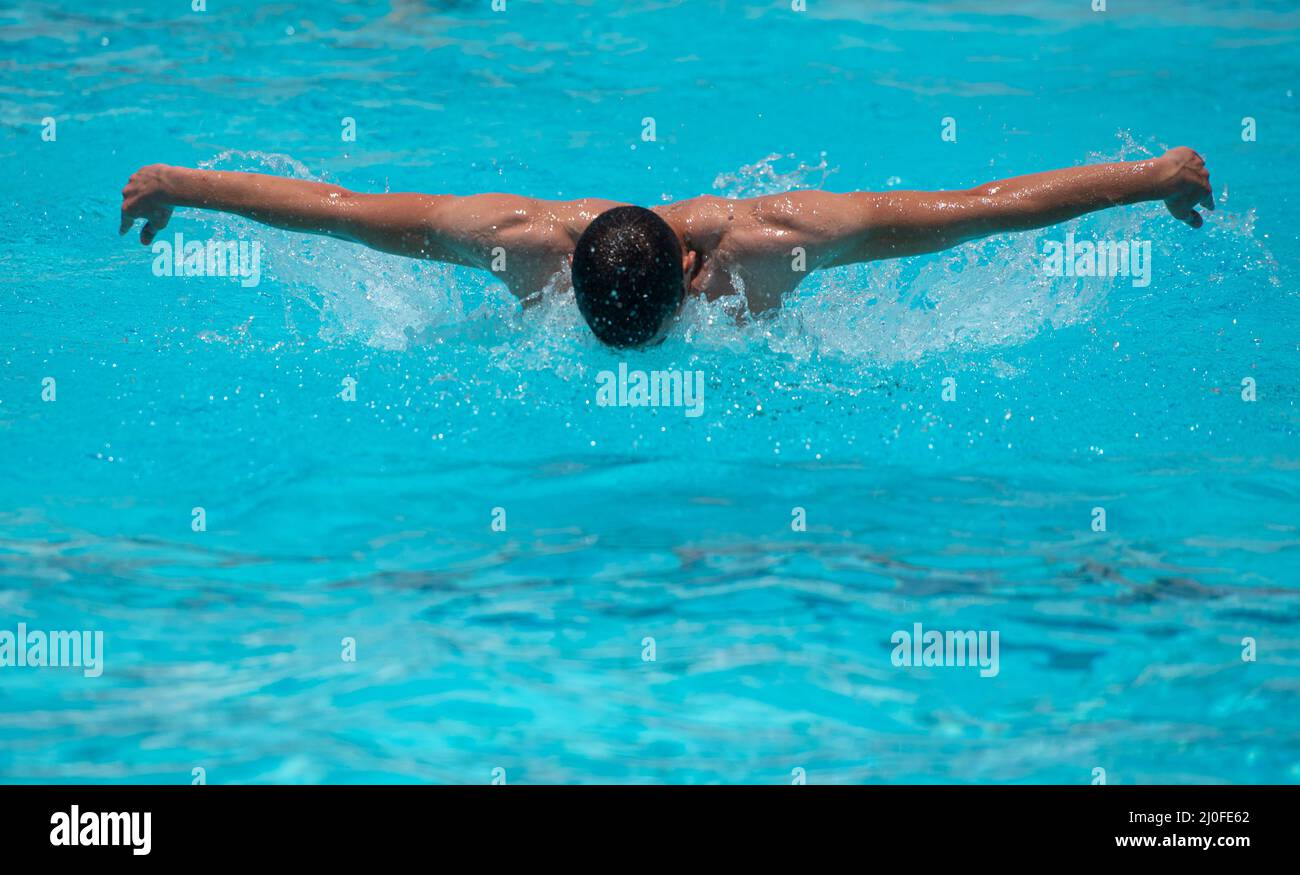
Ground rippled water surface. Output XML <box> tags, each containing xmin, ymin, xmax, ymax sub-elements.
<box><xmin>1</xmin><ymin>0</ymin><xmax>1298</xmax><ymax>783</ymax></box>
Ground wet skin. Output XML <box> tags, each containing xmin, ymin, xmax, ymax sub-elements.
<box><xmin>120</xmin><ymin>147</ymin><xmax>1213</xmax><ymax>318</ymax></box>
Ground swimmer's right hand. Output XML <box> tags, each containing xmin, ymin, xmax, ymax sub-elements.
<box><xmin>119</xmin><ymin>164</ymin><xmax>176</xmax><ymax>245</ymax></box>
<box><xmin>1155</xmin><ymin>147</ymin><xmax>1214</xmax><ymax>229</ymax></box>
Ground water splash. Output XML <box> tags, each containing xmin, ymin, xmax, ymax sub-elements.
<box><xmin>183</xmin><ymin>142</ymin><xmax>1277</xmax><ymax>373</ymax></box>
<box><xmin>712</xmin><ymin>152</ymin><xmax>837</xmax><ymax>198</ymax></box>
<box><xmin>195</xmin><ymin>150</ymin><xmax>473</xmax><ymax>351</ymax></box>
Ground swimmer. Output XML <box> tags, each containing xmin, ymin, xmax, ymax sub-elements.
<box><xmin>119</xmin><ymin>147</ymin><xmax>1213</xmax><ymax>347</ymax></box>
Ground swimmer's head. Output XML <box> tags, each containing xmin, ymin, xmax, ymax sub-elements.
<box><xmin>572</xmin><ymin>206</ymin><xmax>688</xmax><ymax>348</ymax></box>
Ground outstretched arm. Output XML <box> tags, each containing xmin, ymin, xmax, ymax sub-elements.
<box><xmin>840</xmin><ymin>146</ymin><xmax>1213</xmax><ymax>264</ymax></box>
<box><xmin>729</xmin><ymin>147</ymin><xmax>1214</xmax><ymax>272</ymax></box>
<box><xmin>118</xmin><ymin>165</ymin><xmax>620</xmax><ymax>297</ymax></box>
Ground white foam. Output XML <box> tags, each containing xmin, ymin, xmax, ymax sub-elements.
<box><xmin>186</xmin><ymin>143</ymin><xmax>1277</xmax><ymax>374</ymax></box>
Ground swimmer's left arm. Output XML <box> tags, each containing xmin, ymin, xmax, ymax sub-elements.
<box><xmin>119</xmin><ymin>164</ymin><xmax>621</xmax><ymax>297</ymax></box>
<box><xmin>784</xmin><ymin>147</ymin><xmax>1214</xmax><ymax>268</ymax></box>
<box><xmin>119</xmin><ymin>164</ymin><xmax>510</xmax><ymax>264</ymax></box>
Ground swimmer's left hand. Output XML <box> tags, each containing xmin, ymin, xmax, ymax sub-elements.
<box><xmin>119</xmin><ymin>164</ymin><xmax>176</xmax><ymax>246</ymax></box>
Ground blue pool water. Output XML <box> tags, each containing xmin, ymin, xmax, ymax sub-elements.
<box><xmin>1</xmin><ymin>0</ymin><xmax>1297</xmax><ymax>784</ymax></box>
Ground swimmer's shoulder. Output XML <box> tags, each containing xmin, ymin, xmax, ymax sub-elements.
<box><xmin>653</xmin><ymin>195</ymin><xmax>737</xmax><ymax>246</ymax></box>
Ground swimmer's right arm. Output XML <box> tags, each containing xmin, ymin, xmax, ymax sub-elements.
<box><xmin>118</xmin><ymin>165</ymin><xmax>595</xmax><ymax>278</ymax></box>
<box><xmin>824</xmin><ymin>147</ymin><xmax>1214</xmax><ymax>265</ymax></box>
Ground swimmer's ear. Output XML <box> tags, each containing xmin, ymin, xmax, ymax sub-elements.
<box><xmin>682</xmin><ymin>250</ymin><xmax>697</xmax><ymax>277</ymax></box>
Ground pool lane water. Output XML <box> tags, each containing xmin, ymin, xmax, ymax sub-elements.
<box><xmin>0</xmin><ymin>0</ymin><xmax>1298</xmax><ymax>783</ymax></box>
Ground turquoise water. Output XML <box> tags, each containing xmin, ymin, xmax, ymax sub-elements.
<box><xmin>1</xmin><ymin>0</ymin><xmax>1298</xmax><ymax>783</ymax></box>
